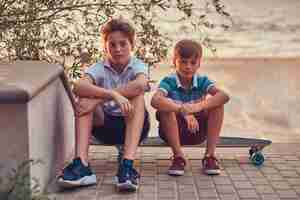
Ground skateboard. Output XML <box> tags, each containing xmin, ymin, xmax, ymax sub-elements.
<box><xmin>140</xmin><ymin>136</ymin><xmax>272</xmax><ymax>166</ymax></box>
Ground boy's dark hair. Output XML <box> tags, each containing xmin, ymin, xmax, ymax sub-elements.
<box><xmin>100</xmin><ymin>18</ymin><xmax>135</xmax><ymax>46</ymax></box>
<box><xmin>173</xmin><ymin>39</ymin><xmax>203</xmax><ymax>61</ymax></box>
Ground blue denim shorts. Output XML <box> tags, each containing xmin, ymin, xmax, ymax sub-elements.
<box><xmin>92</xmin><ymin>110</ymin><xmax>150</xmax><ymax>145</ymax></box>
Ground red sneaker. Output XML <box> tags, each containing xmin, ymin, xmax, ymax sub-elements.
<box><xmin>168</xmin><ymin>156</ymin><xmax>186</xmax><ymax>176</ymax></box>
<box><xmin>202</xmin><ymin>156</ymin><xmax>221</xmax><ymax>175</ymax></box>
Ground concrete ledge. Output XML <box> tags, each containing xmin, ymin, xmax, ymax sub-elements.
<box><xmin>0</xmin><ymin>61</ymin><xmax>62</xmax><ymax>103</ymax></box>
<box><xmin>0</xmin><ymin>61</ymin><xmax>75</xmax><ymax>193</ymax></box>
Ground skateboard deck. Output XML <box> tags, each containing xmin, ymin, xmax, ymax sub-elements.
<box><xmin>140</xmin><ymin>136</ymin><xmax>271</xmax><ymax>149</ymax></box>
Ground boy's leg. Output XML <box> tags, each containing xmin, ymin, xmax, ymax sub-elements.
<box><xmin>159</xmin><ymin>111</ymin><xmax>186</xmax><ymax>176</ymax></box>
<box><xmin>206</xmin><ymin>105</ymin><xmax>224</xmax><ymax>156</ymax></box>
<box><xmin>159</xmin><ymin>111</ymin><xmax>184</xmax><ymax>157</ymax></box>
<box><xmin>57</xmin><ymin>99</ymin><xmax>104</xmax><ymax>188</ymax></box>
<box><xmin>115</xmin><ymin>94</ymin><xmax>145</xmax><ymax>191</ymax></box>
<box><xmin>123</xmin><ymin>94</ymin><xmax>145</xmax><ymax>160</ymax></box>
<box><xmin>202</xmin><ymin>105</ymin><xmax>224</xmax><ymax>175</ymax></box>
<box><xmin>75</xmin><ymin>104</ymin><xmax>104</xmax><ymax>165</ymax></box>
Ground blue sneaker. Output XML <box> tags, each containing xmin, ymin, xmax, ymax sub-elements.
<box><xmin>57</xmin><ymin>157</ymin><xmax>97</xmax><ymax>188</ymax></box>
<box><xmin>115</xmin><ymin>159</ymin><xmax>139</xmax><ymax>192</ymax></box>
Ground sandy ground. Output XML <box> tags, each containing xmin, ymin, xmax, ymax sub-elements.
<box><xmin>158</xmin><ymin>0</ymin><xmax>300</xmax><ymax>57</ymax></box>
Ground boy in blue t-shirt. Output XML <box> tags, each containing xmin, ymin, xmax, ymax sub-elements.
<box><xmin>57</xmin><ymin>19</ymin><xmax>150</xmax><ymax>192</ymax></box>
<box><xmin>151</xmin><ymin>39</ymin><xmax>230</xmax><ymax>176</ymax></box>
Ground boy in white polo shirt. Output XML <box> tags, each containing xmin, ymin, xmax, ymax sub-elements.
<box><xmin>58</xmin><ymin>18</ymin><xmax>150</xmax><ymax>192</ymax></box>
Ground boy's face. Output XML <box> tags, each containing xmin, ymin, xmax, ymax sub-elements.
<box><xmin>105</xmin><ymin>31</ymin><xmax>132</xmax><ymax>68</ymax></box>
<box><xmin>174</xmin><ymin>56</ymin><xmax>200</xmax><ymax>80</ymax></box>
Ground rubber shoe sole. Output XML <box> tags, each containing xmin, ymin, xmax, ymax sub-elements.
<box><xmin>168</xmin><ymin>169</ymin><xmax>184</xmax><ymax>176</ymax></box>
<box><xmin>57</xmin><ymin>174</ymin><xmax>97</xmax><ymax>188</ymax></box>
<box><xmin>116</xmin><ymin>180</ymin><xmax>138</xmax><ymax>192</ymax></box>
<box><xmin>204</xmin><ymin>169</ymin><xmax>221</xmax><ymax>175</ymax></box>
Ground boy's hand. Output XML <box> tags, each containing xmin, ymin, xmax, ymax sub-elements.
<box><xmin>111</xmin><ymin>90</ymin><xmax>133</xmax><ymax>116</ymax></box>
<box><xmin>75</xmin><ymin>98</ymin><xmax>99</xmax><ymax>116</ymax></box>
<box><xmin>180</xmin><ymin>103</ymin><xmax>199</xmax><ymax>115</ymax></box>
<box><xmin>184</xmin><ymin>115</ymin><xmax>199</xmax><ymax>134</ymax></box>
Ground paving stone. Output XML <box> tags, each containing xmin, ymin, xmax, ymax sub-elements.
<box><xmin>198</xmin><ymin>188</ymin><xmax>218</xmax><ymax>198</ymax></box>
<box><xmin>157</xmin><ymin>159</ymin><xmax>171</xmax><ymax>166</ymax></box>
<box><xmin>195</xmin><ymin>180</ymin><xmax>215</xmax><ymax>189</ymax></box>
<box><xmin>276</xmin><ymin>189</ymin><xmax>299</xmax><ymax>198</ymax></box>
<box><xmin>158</xmin><ymin>180</ymin><xmax>176</xmax><ymax>189</ymax></box>
<box><xmin>140</xmin><ymin>170</ymin><xmax>156</xmax><ymax>177</ymax></box>
<box><xmin>273</xmin><ymin>164</ymin><xmax>295</xmax><ymax>170</ymax></box>
<box><xmin>219</xmin><ymin>193</ymin><xmax>239</xmax><ymax>200</ymax></box>
<box><xmin>178</xmin><ymin>192</ymin><xmax>198</xmax><ymax>200</ymax></box>
<box><xmin>254</xmin><ymin>185</ymin><xmax>275</xmax><ymax>194</ymax></box>
<box><xmin>260</xmin><ymin>167</ymin><xmax>279</xmax><ymax>174</ymax></box>
<box><xmin>194</xmin><ymin>174</ymin><xmax>213</xmax><ymax>181</ymax></box>
<box><xmin>225</xmin><ymin>167</ymin><xmax>244</xmax><ymax>174</ymax></box>
<box><xmin>229</xmin><ymin>174</ymin><xmax>249</xmax><ymax>181</ymax></box>
<box><xmin>216</xmin><ymin>185</ymin><xmax>236</xmax><ymax>194</ymax></box>
<box><xmin>212</xmin><ymin>178</ymin><xmax>232</xmax><ymax>186</ymax></box>
<box><xmin>287</xmin><ymin>160</ymin><xmax>300</xmax><ymax>167</ymax></box>
<box><xmin>237</xmin><ymin>189</ymin><xmax>259</xmax><ymax>198</ymax></box>
<box><xmin>279</xmin><ymin>170</ymin><xmax>300</xmax><ymax>178</ymax></box>
<box><xmin>259</xmin><ymin>194</ymin><xmax>280</xmax><ymax>200</ymax></box>
<box><xmin>269</xmin><ymin>157</ymin><xmax>286</xmax><ymax>163</ymax></box>
<box><xmin>283</xmin><ymin>155</ymin><xmax>299</xmax><ymax>161</ymax></box>
<box><xmin>50</xmin><ymin>192</ymin><xmax>74</xmax><ymax>200</ymax></box>
<box><xmin>102</xmin><ymin>177</ymin><xmax>115</xmax><ymax>185</ymax></box>
<box><xmin>177</xmin><ymin>177</ymin><xmax>194</xmax><ymax>184</ymax></box>
<box><xmin>240</xmin><ymin>164</ymin><xmax>260</xmax><ymax>171</ymax></box>
<box><xmin>158</xmin><ymin>174</ymin><xmax>174</xmax><ymax>181</ymax></box>
<box><xmin>139</xmin><ymin>185</ymin><xmax>155</xmax><ymax>193</ymax></box>
<box><xmin>293</xmin><ymin>186</ymin><xmax>300</xmax><ymax>194</ymax></box>
<box><xmin>244</xmin><ymin>171</ymin><xmax>265</xmax><ymax>178</ymax></box>
<box><xmin>157</xmin><ymin>189</ymin><xmax>176</xmax><ymax>199</ymax></box>
<box><xmin>264</xmin><ymin>174</ymin><xmax>284</xmax><ymax>181</ymax></box>
<box><xmin>233</xmin><ymin>181</ymin><xmax>254</xmax><ymax>189</ymax></box>
<box><xmin>52</xmin><ymin>145</ymin><xmax>300</xmax><ymax>200</ymax></box>
<box><xmin>271</xmin><ymin>181</ymin><xmax>291</xmax><ymax>189</ymax></box>
<box><xmin>140</xmin><ymin>177</ymin><xmax>155</xmax><ymax>185</ymax></box>
<box><xmin>249</xmin><ymin>178</ymin><xmax>270</xmax><ymax>185</ymax></box>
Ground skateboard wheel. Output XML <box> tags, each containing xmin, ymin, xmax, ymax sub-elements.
<box><xmin>250</xmin><ymin>152</ymin><xmax>264</xmax><ymax>166</ymax></box>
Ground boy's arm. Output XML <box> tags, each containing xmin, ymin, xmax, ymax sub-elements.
<box><xmin>74</xmin><ymin>73</ymin><xmax>148</xmax><ymax>100</ymax></box>
<box><xmin>73</xmin><ymin>75</ymin><xmax>133</xmax><ymax>116</ymax></box>
<box><xmin>73</xmin><ymin>75</ymin><xmax>116</xmax><ymax>100</ymax></box>
<box><xmin>183</xmin><ymin>86</ymin><xmax>230</xmax><ymax>114</ymax></box>
<box><xmin>199</xmin><ymin>86</ymin><xmax>230</xmax><ymax>110</ymax></box>
<box><xmin>151</xmin><ymin>90</ymin><xmax>182</xmax><ymax>112</ymax></box>
<box><xmin>114</xmin><ymin>73</ymin><xmax>149</xmax><ymax>99</ymax></box>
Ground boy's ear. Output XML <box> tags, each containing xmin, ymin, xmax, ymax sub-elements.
<box><xmin>172</xmin><ymin>57</ymin><xmax>176</xmax><ymax>66</ymax></box>
<box><xmin>130</xmin><ymin>40</ymin><xmax>135</xmax><ymax>51</ymax></box>
<box><xmin>102</xmin><ymin>41</ymin><xmax>108</xmax><ymax>53</ymax></box>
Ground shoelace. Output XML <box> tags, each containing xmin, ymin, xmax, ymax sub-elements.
<box><xmin>202</xmin><ymin>156</ymin><xmax>219</xmax><ymax>168</ymax></box>
<box><xmin>64</xmin><ymin>160</ymin><xmax>76</xmax><ymax>171</ymax></box>
<box><xmin>130</xmin><ymin>168</ymin><xmax>140</xmax><ymax>179</ymax></box>
<box><xmin>170</xmin><ymin>156</ymin><xmax>186</xmax><ymax>167</ymax></box>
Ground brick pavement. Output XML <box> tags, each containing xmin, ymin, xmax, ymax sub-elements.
<box><xmin>50</xmin><ymin>144</ymin><xmax>300</xmax><ymax>200</ymax></box>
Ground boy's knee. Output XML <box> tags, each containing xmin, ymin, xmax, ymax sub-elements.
<box><xmin>158</xmin><ymin>111</ymin><xmax>177</xmax><ymax>120</ymax></box>
<box><xmin>130</xmin><ymin>94</ymin><xmax>145</xmax><ymax>105</ymax></box>
<box><xmin>207</xmin><ymin>105</ymin><xmax>224</xmax><ymax>116</ymax></box>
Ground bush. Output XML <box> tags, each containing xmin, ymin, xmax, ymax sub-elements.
<box><xmin>0</xmin><ymin>0</ymin><xmax>232</xmax><ymax>79</ymax></box>
<box><xmin>0</xmin><ymin>159</ymin><xmax>50</xmax><ymax>200</ymax></box>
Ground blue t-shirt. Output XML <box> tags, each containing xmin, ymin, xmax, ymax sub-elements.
<box><xmin>158</xmin><ymin>72</ymin><xmax>214</xmax><ymax>103</ymax></box>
